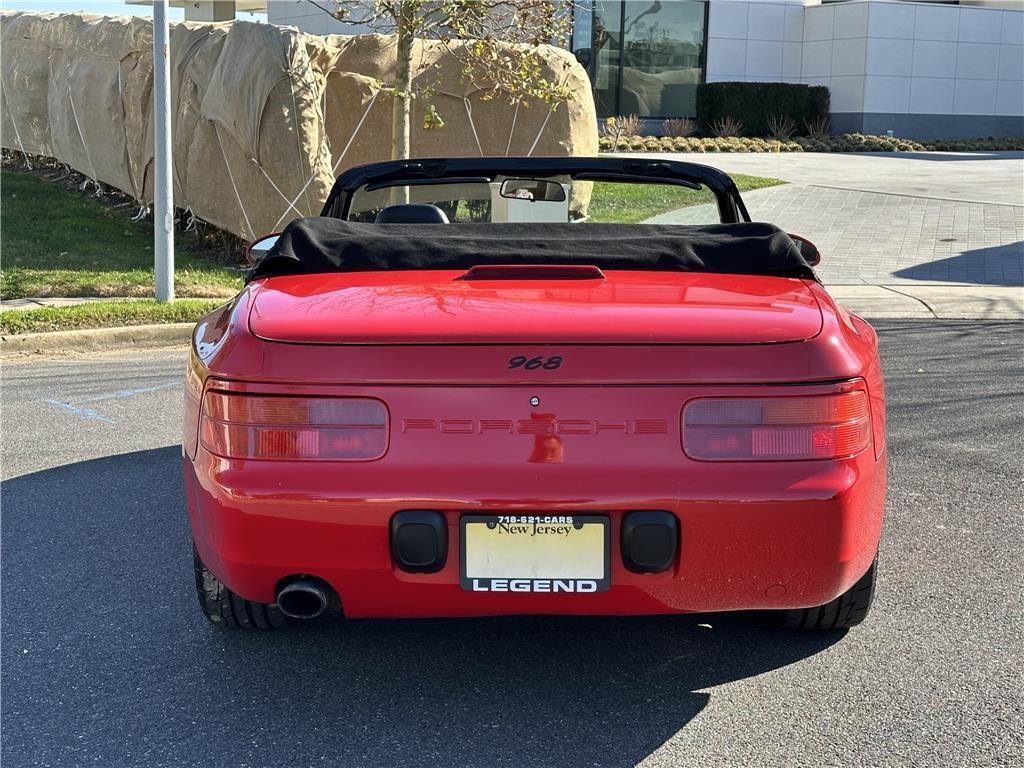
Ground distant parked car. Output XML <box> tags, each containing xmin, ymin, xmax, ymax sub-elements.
<box><xmin>183</xmin><ymin>157</ymin><xmax>886</xmax><ymax>630</ymax></box>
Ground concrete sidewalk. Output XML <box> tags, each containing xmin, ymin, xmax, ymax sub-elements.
<box><xmin>828</xmin><ymin>284</ymin><xmax>1022</xmax><ymax>319</ymax></box>
<box><xmin>0</xmin><ymin>297</ymin><xmax>133</xmax><ymax>312</ymax></box>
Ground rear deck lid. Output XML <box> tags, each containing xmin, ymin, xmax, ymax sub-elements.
<box><xmin>249</xmin><ymin>270</ymin><xmax>823</xmax><ymax>345</ymax></box>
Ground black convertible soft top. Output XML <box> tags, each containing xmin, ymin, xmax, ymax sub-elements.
<box><xmin>248</xmin><ymin>218</ymin><xmax>815</xmax><ymax>282</ymax></box>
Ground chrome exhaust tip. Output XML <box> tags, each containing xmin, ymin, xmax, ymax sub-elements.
<box><xmin>276</xmin><ymin>578</ymin><xmax>330</xmax><ymax>620</ymax></box>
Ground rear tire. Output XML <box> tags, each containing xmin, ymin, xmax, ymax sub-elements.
<box><xmin>193</xmin><ymin>544</ymin><xmax>288</xmax><ymax>629</ymax></box>
<box><xmin>781</xmin><ymin>557</ymin><xmax>877</xmax><ymax>630</ymax></box>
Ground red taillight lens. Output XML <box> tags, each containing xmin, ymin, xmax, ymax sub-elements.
<box><xmin>683</xmin><ymin>391</ymin><xmax>870</xmax><ymax>461</ymax></box>
<box><xmin>201</xmin><ymin>391</ymin><xmax>387</xmax><ymax>460</ymax></box>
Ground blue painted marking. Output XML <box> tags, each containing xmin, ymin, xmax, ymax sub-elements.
<box><xmin>43</xmin><ymin>380</ymin><xmax>180</xmax><ymax>424</ymax></box>
<box><xmin>74</xmin><ymin>381</ymin><xmax>179</xmax><ymax>404</ymax></box>
<box><xmin>44</xmin><ymin>399</ymin><xmax>116</xmax><ymax>424</ymax></box>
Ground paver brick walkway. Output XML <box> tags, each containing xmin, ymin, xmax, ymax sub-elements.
<box><xmin>650</xmin><ymin>184</ymin><xmax>1024</xmax><ymax>286</ymax></box>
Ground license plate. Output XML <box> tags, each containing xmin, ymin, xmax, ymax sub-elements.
<box><xmin>460</xmin><ymin>515</ymin><xmax>610</xmax><ymax>593</ymax></box>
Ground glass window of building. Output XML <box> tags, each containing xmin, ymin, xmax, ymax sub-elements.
<box><xmin>574</xmin><ymin>1</ymin><xmax>708</xmax><ymax>120</ymax></box>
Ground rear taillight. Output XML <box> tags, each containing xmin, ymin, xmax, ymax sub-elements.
<box><xmin>683</xmin><ymin>390</ymin><xmax>870</xmax><ymax>461</ymax></box>
<box><xmin>200</xmin><ymin>391</ymin><xmax>387</xmax><ymax>460</ymax></box>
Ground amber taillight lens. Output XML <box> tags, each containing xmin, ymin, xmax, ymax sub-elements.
<box><xmin>201</xmin><ymin>391</ymin><xmax>387</xmax><ymax>460</ymax></box>
<box><xmin>683</xmin><ymin>391</ymin><xmax>870</xmax><ymax>461</ymax></box>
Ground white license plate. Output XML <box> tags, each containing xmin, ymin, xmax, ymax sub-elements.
<box><xmin>460</xmin><ymin>515</ymin><xmax>610</xmax><ymax>593</ymax></box>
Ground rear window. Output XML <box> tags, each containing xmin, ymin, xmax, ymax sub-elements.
<box><xmin>345</xmin><ymin>177</ymin><xmax>728</xmax><ymax>226</ymax></box>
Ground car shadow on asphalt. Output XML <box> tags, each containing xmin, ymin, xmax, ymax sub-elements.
<box><xmin>2</xmin><ymin>447</ymin><xmax>845</xmax><ymax>768</ymax></box>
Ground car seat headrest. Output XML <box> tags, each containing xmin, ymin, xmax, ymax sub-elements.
<box><xmin>374</xmin><ymin>204</ymin><xmax>450</xmax><ymax>224</ymax></box>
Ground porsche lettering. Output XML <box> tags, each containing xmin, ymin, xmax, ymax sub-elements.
<box><xmin>401</xmin><ymin>418</ymin><xmax>669</xmax><ymax>435</ymax></box>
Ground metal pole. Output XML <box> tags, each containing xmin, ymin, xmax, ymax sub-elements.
<box><xmin>153</xmin><ymin>0</ymin><xmax>174</xmax><ymax>303</ymax></box>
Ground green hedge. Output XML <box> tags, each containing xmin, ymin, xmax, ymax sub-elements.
<box><xmin>696</xmin><ymin>82</ymin><xmax>829</xmax><ymax>137</ymax></box>
<box><xmin>599</xmin><ymin>133</ymin><xmax>1024</xmax><ymax>153</ymax></box>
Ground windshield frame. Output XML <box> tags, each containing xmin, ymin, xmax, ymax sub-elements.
<box><xmin>321</xmin><ymin>157</ymin><xmax>752</xmax><ymax>225</ymax></box>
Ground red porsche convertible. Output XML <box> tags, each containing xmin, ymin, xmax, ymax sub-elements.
<box><xmin>183</xmin><ymin>157</ymin><xmax>886</xmax><ymax>630</ymax></box>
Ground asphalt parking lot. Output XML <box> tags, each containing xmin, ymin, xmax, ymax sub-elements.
<box><xmin>1</xmin><ymin>321</ymin><xmax>1021</xmax><ymax>768</ymax></box>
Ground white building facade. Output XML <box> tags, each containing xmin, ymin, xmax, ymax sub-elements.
<box><xmin>703</xmin><ymin>0</ymin><xmax>1023</xmax><ymax>137</ymax></box>
<box><xmin>265</xmin><ymin>0</ymin><xmax>1024</xmax><ymax>138</ymax></box>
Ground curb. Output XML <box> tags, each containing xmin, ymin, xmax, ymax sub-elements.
<box><xmin>1</xmin><ymin>323</ymin><xmax>193</xmax><ymax>355</ymax></box>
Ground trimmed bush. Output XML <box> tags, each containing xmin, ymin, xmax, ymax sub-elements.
<box><xmin>599</xmin><ymin>133</ymin><xmax>1024</xmax><ymax>154</ymax></box>
<box><xmin>696</xmin><ymin>82</ymin><xmax>830</xmax><ymax>137</ymax></box>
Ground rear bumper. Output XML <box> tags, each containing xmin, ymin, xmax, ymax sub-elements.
<box><xmin>184</xmin><ymin>447</ymin><xmax>886</xmax><ymax>619</ymax></box>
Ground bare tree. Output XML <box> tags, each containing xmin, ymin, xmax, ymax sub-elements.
<box><xmin>323</xmin><ymin>1</ymin><xmax>576</xmax><ymax>164</ymax></box>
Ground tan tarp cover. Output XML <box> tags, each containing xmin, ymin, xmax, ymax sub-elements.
<box><xmin>0</xmin><ymin>11</ymin><xmax>598</xmax><ymax>239</ymax></box>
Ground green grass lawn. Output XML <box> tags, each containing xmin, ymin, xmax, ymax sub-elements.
<box><xmin>587</xmin><ymin>173</ymin><xmax>784</xmax><ymax>224</ymax></box>
<box><xmin>0</xmin><ymin>168</ymin><xmax>244</xmax><ymax>300</ymax></box>
<box><xmin>0</xmin><ymin>299</ymin><xmax>225</xmax><ymax>336</ymax></box>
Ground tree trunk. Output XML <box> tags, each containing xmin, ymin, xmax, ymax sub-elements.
<box><xmin>391</xmin><ymin>3</ymin><xmax>415</xmax><ymax>204</ymax></box>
